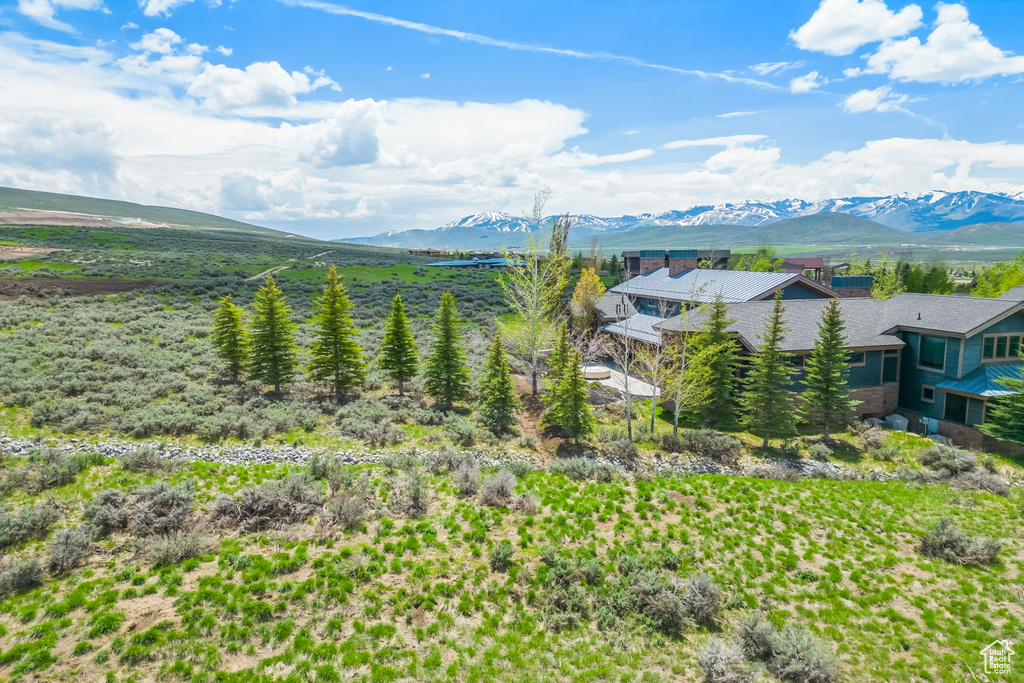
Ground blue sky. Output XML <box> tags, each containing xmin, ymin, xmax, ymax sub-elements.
<box><xmin>1</xmin><ymin>0</ymin><xmax>1022</xmax><ymax>238</ymax></box>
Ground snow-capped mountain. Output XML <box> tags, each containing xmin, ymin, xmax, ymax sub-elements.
<box><xmin>341</xmin><ymin>190</ymin><xmax>1024</xmax><ymax>247</ymax></box>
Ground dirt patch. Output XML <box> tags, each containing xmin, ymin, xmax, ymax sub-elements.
<box><xmin>514</xmin><ymin>374</ymin><xmax>559</xmax><ymax>462</ymax></box>
<box><xmin>0</xmin><ymin>210</ymin><xmax>165</xmax><ymax>229</ymax></box>
<box><xmin>0</xmin><ymin>277</ymin><xmax>174</xmax><ymax>300</ymax></box>
<box><xmin>0</xmin><ymin>245</ymin><xmax>66</xmax><ymax>261</ymax></box>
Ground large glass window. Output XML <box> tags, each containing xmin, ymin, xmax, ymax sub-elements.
<box><xmin>944</xmin><ymin>393</ymin><xmax>968</xmax><ymax>423</ymax></box>
<box><xmin>982</xmin><ymin>334</ymin><xmax>1021</xmax><ymax>361</ymax></box>
<box><xmin>919</xmin><ymin>335</ymin><xmax>946</xmax><ymax>370</ymax></box>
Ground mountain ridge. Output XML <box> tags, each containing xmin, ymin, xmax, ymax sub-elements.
<box><xmin>342</xmin><ymin>190</ymin><xmax>1024</xmax><ymax>249</ymax></box>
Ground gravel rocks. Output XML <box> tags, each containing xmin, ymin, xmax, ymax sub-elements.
<box><xmin>0</xmin><ymin>435</ymin><xmax>539</xmax><ymax>470</ymax></box>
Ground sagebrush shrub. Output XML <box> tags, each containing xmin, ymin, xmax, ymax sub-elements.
<box><xmin>510</xmin><ymin>492</ymin><xmax>540</xmax><ymax>515</ymax></box>
<box><xmin>920</xmin><ymin>518</ymin><xmax>1000</xmax><ymax>565</ymax></box>
<box><xmin>210</xmin><ymin>473</ymin><xmax>321</xmax><ymax>531</ymax></box>
<box><xmin>481</xmin><ymin>470</ymin><xmax>517</xmax><ymax>507</ymax></box>
<box><xmin>149</xmin><ymin>531</ymin><xmax>206</xmax><ymax>566</ymax></box>
<box><xmin>454</xmin><ymin>457</ymin><xmax>480</xmax><ymax>496</ymax></box>
<box><xmin>767</xmin><ymin>625</ymin><xmax>841</xmax><ymax>683</ymax></box>
<box><xmin>0</xmin><ymin>558</ymin><xmax>42</xmax><ymax>596</ymax></box>
<box><xmin>681</xmin><ymin>430</ymin><xmax>743</xmax><ymax>465</ymax></box>
<box><xmin>48</xmin><ymin>525</ymin><xmax>96</xmax><ymax>574</ymax></box>
<box><xmin>0</xmin><ymin>503</ymin><xmax>61</xmax><ymax>550</ymax></box>
<box><xmin>920</xmin><ymin>445</ymin><xmax>976</xmax><ymax>475</ymax></box>
<box><xmin>807</xmin><ymin>443</ymin><xmax>832</xmax><ymax>462</ymax></box>
<box><xmin>697</xmin><ymin>637</ymin><xmax>752</xmax><ymax>683</ymax></box>
<box><xmin>120</xmin><ymin>446</ymin><xmax>166</xmax><ymax>473</ymax></box>
<box><xmin>859</xmin><ymin>426</ymin><xmax>886</xmax><ymax>450</ymax></box>
<box><xmin>682</xmin><ymin>573</ymin><xmax>722</xmax><ymax>623</ymax></box>
<box><xmin>748</xmin><ymin>463</ymin><xmax>802</xmax><ymax>482</ymax></box>
<box><xmin>870</xmin><ymin>446</ymin><xmax>900</xmax><ymax>461</ymax></box>
<box><xmin>951</xmin><ymin>471</ymin><xmax>1009</xmax><ymax>496</ymax></box>
<box><xmin>738</xmin><ymin>612</ymin><xmax>775</xmax><ymax>660</ymax></box>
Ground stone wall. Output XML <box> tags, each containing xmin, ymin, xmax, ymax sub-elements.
<box><xmin>639</xmin><ymin>257</ymin><xmax>665</xmax><ymax>274</ymax></box>
<box><xmin>834</xmin><ymin>287</ymin><xmax>872</xmax><ymax>298</ymax></box>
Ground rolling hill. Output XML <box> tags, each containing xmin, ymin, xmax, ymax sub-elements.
<box><xmin>0</xmin><ymin>186</ymin><xmax>279</xmax><ymax>235</ymax></box>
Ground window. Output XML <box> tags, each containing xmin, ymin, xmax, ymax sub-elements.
<box><xmin>848</xmin><ymin>351</ymin><xmax>865</xmax><ymax>366</ymax></box>
<box><xmin>944</xmin><ymin>393</ymin><xmax>968</xmax><ymax>423</ymax></box>
<box><xmin>919</xmin><ymin>335</ymin><xmax>946</xmax><ymax>370</ymax></box>
<box><xmin>982</xmin><ymin>333</ymin><xmax>1021</xmax><ymax>361</ymax></box>
<box><xmin>789</xmin><ymin>355</ymin><xmax>805</xmax><ymax>369</ymax></box>
<box><xmin>921</xmin><ymin>385</ymin><xmax>935</xmax><ymax>403</ymax></box>
<box><xmin>882</xmin><ymin>349</ymin><xmax>899</xmax><ymax>383</ymax></box>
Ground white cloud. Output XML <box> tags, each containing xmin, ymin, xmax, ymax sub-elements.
<box><xmin>188</xmin><ymin>61</ymin><xmax>336</xmax><ymax>109</ymax></box>
<box><xmin>139</xmin><ymin>0</ymin><xmax>194</xmax><ymax>18</ymax></box>
<box><xmin>420</xmin><ymin>72</ymin><xmax>430</xmax><ymax>79</ymax></box>
<box><xmin>1</xmin><ymin>31</ymin><xmax>1022</xmax><ymax>238</ymax></box>
<box><xmin>864</xmin><ymin>3</ymin><xmax>1024</xmax><ymax>83</ymax></box>
<box><xmin>716</xmin><ymin>111</ymin><xmax>760</xmax><ymax>119</ymax></box>
<box><xmin>791</xmin><ymin>0</ymin><xmax>923</xmax><ymax>56</ymax></box>
<box><xmin>663</xmin><ymin>135</ymin><xmax>767</xmax><ymax>150</ymax></box>
<box><xmin>789</xmin><ymin>71</ymin><xmax>825</xmax><ymax>93</ymax></box>
<box><xmin>749</xmin><ymin>61</ymin><xmax>803</xmax><ymax>75</ymax></box>
<box><xmin>131</xmin><ymin>28</ymin><xmax>182</xmax><ymax>54</ymax></box>
<box><xmin>841</xmin><ymin>86</ymin><xmax>909</xmax><ymax>113</ymax></box>
<box><xmin>216</xmin><ymin>45</ymin><xmax>232</xmax><ymax>56</ymax></box>
<box><xmin>121</xmin><ymin>21</ymin><xmax>139</xmax><ymax>29</ymax></box>
<box><xmin>384</xmin><ymin>65</ymin><xmax>392</xmax><ymax>71</ymax></box>
<box><xmin>17</xmin><ymin>0</ymin><xmax>106</xmax><ymax>32</ymax></box>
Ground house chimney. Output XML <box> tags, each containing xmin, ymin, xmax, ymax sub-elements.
<box><xmin>638</xmin><ymin>250</ymin><xmax>667</xmax><ymax>275</ymax></box>
<box><xmin>667</xmin><ymin>249</ymin><xmax>699</xmax><ymax>277</ymax></box>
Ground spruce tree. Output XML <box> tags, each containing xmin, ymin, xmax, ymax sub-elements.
<box><xmin>801</xmin><ymin>298</ymin><xmax>858</xmax><ymax>439</ymax></box>
<box><xmin>543</xmin><ymin>324</ymin><xmax>572</xmax><ymax>399</ymax></box>
<box><xmin>249</xmin><ymin>275</ymin><xmax>297</xmax><ymax>394</ymax></box>
<box><xmin>212</xmin><ymin>294</ymin><xmax>250</xmax><ymax>383</ymax></box>
<box><xmin>979</xmin><ymin>371</ymin><xmax>1024</xmax><ymax>445</ymax></box>
<box><xmin>479</xmin><ymin>332</ymin><xmax>522</xmax><ymax>433</ymax></box>
<box><xmin>545</xmin><ymin>347</ymin><xmax>595</xmax><ymax>443</ymax></box>
<box><xmin>740</xmin><ymin>293</ymin><xmax>797</xmax><ymax>447</ymax></box>
<box><xmin>379</xmin><ymin>292</ymin><xmax>419</xmax><ymax>396</ymax></box>
<box><xmin>307</xmin><ymin>265</ymin><xmax>365</xmax><ymax>399</ymax></box>
<box><xmin>688</xmin><ymin>296</ymin><xmax>739</xmax><ymax>429</ymax></box>
<box><xmin>423</xmin><ymin>291</ymin><xmax>472</xmax><ymax>410</ymax></box>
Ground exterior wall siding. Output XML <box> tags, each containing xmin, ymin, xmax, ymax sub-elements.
<box><xmin>778</xmin><ymin>282</ymin><xmax>827</xmax><ymax>300</ymax></box>
<box><xmin>849</xmin><ymin>350</ymin><xmax>884</xmax><ymax>388</ymax></box>
<box><xmin>961</xmin><ymin>312</ymin><xmax>1024</xmax><ymax>376</ymax></box>
<box><xmin>897</xmin><ymin>331</ymin><xmax>961</xmax><ymax>422</ymax></box>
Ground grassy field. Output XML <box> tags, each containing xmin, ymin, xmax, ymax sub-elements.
<box><xmin>0</xmin><ymin>437</ymin><xmax>1020</xmax><ymax>683</ymax></box>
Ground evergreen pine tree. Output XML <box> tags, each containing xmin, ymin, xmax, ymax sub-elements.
<box><xmin>801</xmin><ymin>298</ymin><xmax>858</xmax><ymax>438</ymax></box>
<box><xmin>379</xmin><ymin>292</ymin><xmax>419</xmax><ymax>396</ymax></box>
<box><xmin>307</xmin><ymin>266</ymin><xmax>365</xmax><ymax>399</ymax></box>
<box><xmin>545</xmin><ymin>347</ymin><xmax>595</xmax><ymax>443</ymax></box>
<box><xmin>688</xmin><ymin>296</ymin><xmax>739</xmax><ymax>429</ymax></box>
<box><xmin>479</xmin><ymin>332</ymin><xmax>522</xmax><ymax>433</ymax></box>
<box><xmin>740</xmin><ymin>293</ymin><xmax>797</xmax><ymax>447</ymax></box>
<box><xmin>979</xmin><ymin>368</ymin><xmax>1024</xmax><ymax>445</ymax></box>
<box><xmin>249</xmin><ymin>276</ymin><xmax>297</xmax><ymax>393</ymax></box>
<box><xmin>543</xmin><ymin>324</ymin><xmax>572</xmax><ymax>400</ymax></box>
<box><xmin>423</xmin><ymin>291</ymin><xmax>472</xmax><ymax>410</ymax></box>
<box><xmin>212</xmin><ymin>294</ymin><xmax>250</xmax><ymax>383</ymax></box>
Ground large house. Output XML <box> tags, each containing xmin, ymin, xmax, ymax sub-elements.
<box><xmin>600</xmin><ymin>249</ymin><xmax>1024</xmax><ymax>449</ymax></box>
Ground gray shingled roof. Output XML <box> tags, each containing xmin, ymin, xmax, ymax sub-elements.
<box><xmin>594</xmin><ymin>291</ymin><xmax>637</xmax><ymax>321</ymax></box>
<box><xmin>602</xmin><ymin>314</ymin><xmax>666</xmax><ymax>345</ymax></box>
<box><xmin>996</xmin><ymin>286</ymin><xmax>1024</xmax><ymax>301</ymax></box>
<box><xmin>655</xmin><ymin>293</ymin><xmax>1024</xmax><ymax>352</ymax></box>
<box><xmin>608</xmin><ymin>268</ymin><xmax>815</xmax><ymax>303</ymax></box>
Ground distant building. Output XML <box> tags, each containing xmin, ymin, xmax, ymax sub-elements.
<box><xmin>621</xmin><ymin>249</ymin><xmax>731</xmax><ymax>276</ymax></box>
<box><xmin>425</xmin><ymin>256</ymin><xmax>522</xmax><ymax>270</ymax></box>
<box><xmin>408</xmin><ymin>249</ymin><xmax>450</xmax><ymax>257</ymax></box>
<box><xmin>651</xmin><ymin>293</ymin><xmax>1024</xmax><ymax>450</ymax></box>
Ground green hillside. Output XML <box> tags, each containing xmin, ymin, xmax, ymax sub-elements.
<box><xmin>927</xmin><ymin>221</ymin><xmax>1024</xmax><ymax>246</ymax></box>
<box><xmin>0</xmin><ymin>186</ymin><xmax>280</xmax><ymax>235</ymax></box>
<box><xmin>586</xmin><ymin>213</ymin><xmax>908</xmax><ymax>250</ymax></box>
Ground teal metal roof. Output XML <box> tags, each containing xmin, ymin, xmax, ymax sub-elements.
<box><xmin>937</xmin><ymin>363</ymin><xmax>1024</xmax><ymax>398</ymax></box>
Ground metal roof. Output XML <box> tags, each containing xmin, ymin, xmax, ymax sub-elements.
<box><xmin>426</xmin><ymin>258</ymin><xmax>518</xmax><ymax>267</ymax></box>
<box><xmin>937</xmin><ymin>363</ymin><xmax>1024</xmax><ymax>398</ymax></box>
<box><xmin>831</xmin><ymin>275</ymin><xmax>874</xmax><ymax>288</ymax></box>
<box><xmin>608</xmin><ymin>268</ymin><xmax>814</xmax><ymax>304</ymax></box>
<box><xmin>601</xmin><ymin>313</ymin><xmax>666</xmax><ymax>345</ymax></box>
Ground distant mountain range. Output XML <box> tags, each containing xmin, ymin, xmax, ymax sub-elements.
<box><xmin>339</xmin><ymin>190</ymin><xmax>1024</xmax><ymax>250</ymax></box>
